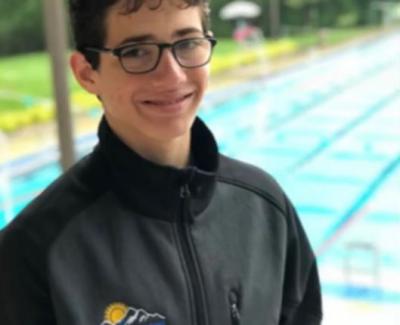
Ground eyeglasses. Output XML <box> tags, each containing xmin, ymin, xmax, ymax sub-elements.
<box><xmin>84</xmin><ymin>36</ymin><xmax>217</xmax><ymax>74</ymax></box>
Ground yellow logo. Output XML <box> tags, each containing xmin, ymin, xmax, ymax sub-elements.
<box><xmin>104</xmin><ymin>303</ymin><xmax>129</xmax><ymax>324</ymax></box>
<box><xmin>101</xmin><ymin>302</ymin><xmax>167</xmax><ymax>325</ymax></box>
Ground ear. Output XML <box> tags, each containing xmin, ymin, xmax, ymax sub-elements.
<box><xmin>70</xmin><ymin>51</ymin><xmax>100</xmax><ymax>95</ymax></box>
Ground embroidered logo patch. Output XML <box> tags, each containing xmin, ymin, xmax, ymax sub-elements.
<box><xmin>101</xmin><ymin>303</ymin><xmax>167</xmax><ymax>325</ymax></box>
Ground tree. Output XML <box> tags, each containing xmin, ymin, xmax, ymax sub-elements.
<box><xmin>0</xmin><ymin>0</ymin><xmax>44</xmax><ymax>56</ymax></box>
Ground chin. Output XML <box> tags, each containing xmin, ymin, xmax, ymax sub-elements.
<box><xmin>150</xmin><ymin>115</ymin><xmax>196</xmax><ymax>141</ymax></box>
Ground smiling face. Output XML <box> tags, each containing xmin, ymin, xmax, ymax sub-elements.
<box><xmin>72</xmin><ymin>0</ymin><xmax>210</xmax><ymax>160</ymax></box>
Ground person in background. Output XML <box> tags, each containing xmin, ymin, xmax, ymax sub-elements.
<box><xmin>233</xmin><ymin>20</ymin><xmax>263</xmax><ymax>45</ymax></box>
<box><xmin>0</xmin><ymin>0</ymin><xmax>323</xmax><ymax>324</ymax></box>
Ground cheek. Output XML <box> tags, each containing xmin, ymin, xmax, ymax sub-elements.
<box><xmin>95</xmin><ymin>62</ymin><xmax>132</xmax><ymax>104</ymax></box>
<box><xmin>98</xmin><ymin>75</ymin><xmax>136</xmax><ymax>108</ymax></box>
<box><xmin>194</xmin><ymin>67</ymin><xmax>209</xmax><ymax>94</ymax></box>
<box><xmin>100</xmin><ymin>86</ymin><xmax>132</xmax><ymax>121</ymax></box>
<box><xmin>101</xmin><ymin>84</ymin><xmax>125</xmax><ymax>106</ymax></box>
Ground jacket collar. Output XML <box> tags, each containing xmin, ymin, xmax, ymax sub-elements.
<box><xmin>97</xmin><ymin>116</ymin><xmax>219</xmax><ymax>222</ymax></box>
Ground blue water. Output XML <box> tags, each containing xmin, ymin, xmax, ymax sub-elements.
<box><xmin>1</xmin><ymin>31</ymin><xmax>400</xmax><ymax>304</ymax></box>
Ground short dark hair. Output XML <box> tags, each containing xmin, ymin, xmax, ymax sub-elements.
<box><xmin>68</xmin><ymin>0</ymin><xmax>211</xmax><ymax>69</ymax></box>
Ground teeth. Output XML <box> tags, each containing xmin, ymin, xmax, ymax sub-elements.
<box><xmin>146</xmin><ymin>94</ymin><xmax>189</xmax><ymax>105</ymax></box>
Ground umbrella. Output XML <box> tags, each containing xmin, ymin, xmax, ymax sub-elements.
<box><xmin>220</xmin><ymin>1</ymin><xmax>262</xmax><ymax>20</ymax></box>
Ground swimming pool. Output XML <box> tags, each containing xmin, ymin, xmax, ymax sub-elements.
<box><xmin>1</xmin><ymin>31</ymin><xmax>400</xmax><ymax>323</ymax></box>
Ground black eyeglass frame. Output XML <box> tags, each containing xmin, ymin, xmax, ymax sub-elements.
<box><xmin>84</xmin><ymin>35</ymin><xmax>217</xmax><ymax>74</ymax></box>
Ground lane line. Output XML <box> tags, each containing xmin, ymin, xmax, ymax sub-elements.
<box><xmin>290</xmin><ymin>90</ymin><xmax>400</xmax><ymax>171</ymax></box>
<box><xmin>316</xmin><ymin>155</ymin><xmax>400</xmax><ymax>257</ymax></box>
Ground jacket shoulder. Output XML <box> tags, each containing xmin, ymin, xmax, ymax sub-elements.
<box><xmin>217</xmin><ymin>154</ymin><xmax>288</xmax><ymax>214</ymax></box>
<box><xmin>1</xmin><ymin>149</ymin><xmax>109</xmax><ymax>243</ymax></box>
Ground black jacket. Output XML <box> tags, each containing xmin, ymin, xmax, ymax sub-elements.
<box><xmin>0</xmin><ymin>117</ymin><xmax>322</xmax><ymax>325</ymax></box>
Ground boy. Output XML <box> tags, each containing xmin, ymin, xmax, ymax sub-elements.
<box><xmin>0</xmin><ymin>1</ymin><xmax>322</xmax><ymax>324</ymax></box>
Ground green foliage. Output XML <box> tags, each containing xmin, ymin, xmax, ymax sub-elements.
<box><xmin>337</xmin><ymin>12</ymin><xmax>358</xmax><ymax>28</ymax></box>
<box><xmin>280</xmin><ymin>0</ymin><xmax>400</xmax><ymax>30</ymax></box>
<box><xmin>0</xmin><ymin>0</ymin><xmax>45</xmax><ymax>55</ymax></box>
<box><xmin>0</xmin><ymin>53</ymin><xmax>51</xmax><ymax>97</ymax></box>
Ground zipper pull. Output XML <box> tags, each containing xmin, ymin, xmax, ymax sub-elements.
<box><xmin>180</xmin><ymin>183</ymin><xmax>193</xmax><ymax>224</ymax></box>
<box><xmin>229</xmin><ymin>290</ymin><xmax>241</xmax><ymax>325</ymax></box>
<box><xmin>180</xmin><ymin>183</ymin><xmax>191</xmax><ymax>199</ymax></box>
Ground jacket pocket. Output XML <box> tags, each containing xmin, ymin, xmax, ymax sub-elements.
<box><xmin>229</xmin><ymin>290</ymin><xmax>241</xmax><ymax>325</ymax></box>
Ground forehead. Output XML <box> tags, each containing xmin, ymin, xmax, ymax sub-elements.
<box><xmin>104</xmin><ymin>0</ymin><xmax>203</xmax><ymax>45</ymax></box>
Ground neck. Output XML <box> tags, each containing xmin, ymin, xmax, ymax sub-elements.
<box><xmin>134</xmin><ymin>136</ymin><xmax>191</xmax><ymax>169</ymax></box>
<box><xmin>109</xmin><ymin>121</ymin><xmax>191</xmax><ymax>169</ymax></box>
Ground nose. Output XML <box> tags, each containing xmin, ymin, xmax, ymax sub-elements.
<box><xmin>150</xmin><ymin>48</ymin><xmax>187</xmax><ymax>84</ymax></box>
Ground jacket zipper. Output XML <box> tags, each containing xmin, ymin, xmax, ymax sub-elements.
<box><xmin>229</xmin><ymin>290</ymin><xmax>241</xmax><ymax>325</ymax></box>
<box><xmin>178</xmin><ymin>183</ymin><xmax>208</xmax><ymax>325</ymax></box>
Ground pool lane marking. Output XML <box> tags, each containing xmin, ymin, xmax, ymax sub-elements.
<box><xmin>289</xmin><ymin>90</ymin><xmax>400</xmax><ymax>172</ymax></box>
<box><xmin>316</xmin><ymin>154</ymin><xmax>400</xmax><ymax>257</ymax></box>
<box><xmin>204</xmin><ymin>44</ymin><xmax>399</xmax><ymax>129</ymax></box>
<box><xmin>322</xmin><ymin>281</ymin><xmax>400</xmax><ymax>304</ymax></box>
<box><xmin>265</xmin><ymin>58</ymin><xmax>399</xmax><ymax>131</ymax></box>
<box><xmin>0</xmin><ymin>132</ymin><xmax>97</xmax><ymax>178</ymax></box>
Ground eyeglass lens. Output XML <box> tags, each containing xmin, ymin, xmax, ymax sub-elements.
<box><xmin>120</xmin><ymin>38</ymin><xmax>212</xmax><ymax>73</ymax></box>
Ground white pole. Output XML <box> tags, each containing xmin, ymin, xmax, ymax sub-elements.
<box><xmin>43</xmin><ymin>0</ymin><xmax>75</xmax><ymax>171</ymax></box>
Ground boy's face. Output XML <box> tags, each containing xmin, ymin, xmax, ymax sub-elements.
<box><xmin>80</xmin><ymin>1</ymin><xmax>209</xmax><ymax>144</ymax></box>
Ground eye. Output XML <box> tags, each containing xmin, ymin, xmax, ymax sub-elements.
<box><xmin>177</xmin><ymin>38</ymin><xmax>204</xmax><ymax>50</ymax></box>
<box><xmin>121</xmin><ymin>45</ymin><xmax>151</xmax><ymax>58</ymax></box>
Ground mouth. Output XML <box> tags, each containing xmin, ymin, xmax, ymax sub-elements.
<box><xmin>142</xmin><ymin>93</ymin><xmax>193</xmax><ymax>107</ymax></box>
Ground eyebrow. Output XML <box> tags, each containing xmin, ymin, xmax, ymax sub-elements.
<box><xmin>117</xmin><ymin>27</ymin><xmax>204</xmax><ymax>46</ymax></box>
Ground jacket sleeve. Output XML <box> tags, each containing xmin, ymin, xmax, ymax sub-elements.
<box><xmin>0</xmin><ymin>226</ymin><xmax>56</xmax><ymax>324</ymax></box>
<box><xmin>279</xmin><ymin>196</ymin><xmax>323</xmax><ymax>325</ymax></box>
